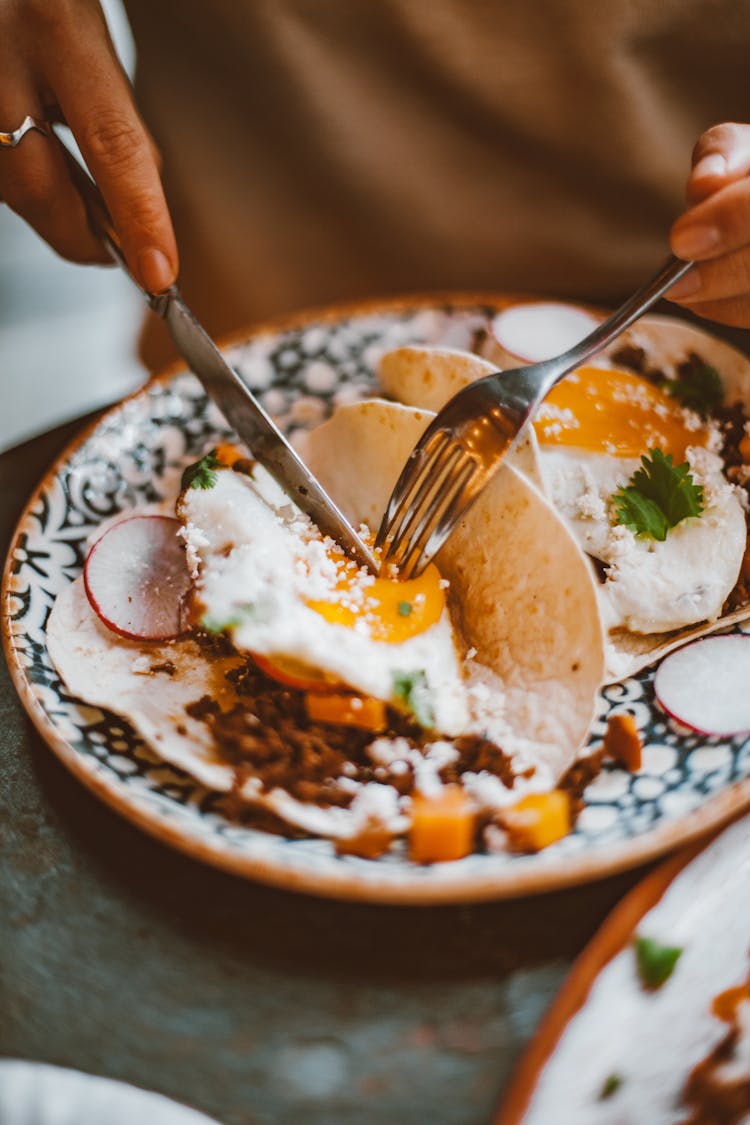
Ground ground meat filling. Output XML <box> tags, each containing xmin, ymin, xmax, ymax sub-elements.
<box><xmin>609</xmin><ymin>343</ymin><xmax>668</xmax><ymax>389</ymax></box>
<box><xmin>716</xmin><ymin>399</ymin><xmax>750</xmax><ymax>613</ymax></box>
<box><xmin>682</xmin><ymin>989</ymin><xmax>750</xmax><ymax>1125</ymax></box>
<box><xmin>185</xmin><ymin>655</ymin><xmax>516</xmax><ymax>808</ymax></box>
<box><xmin>559</xmin><ymin>747</ymin><xmax>605</xmax><ymax>816</ymax></box>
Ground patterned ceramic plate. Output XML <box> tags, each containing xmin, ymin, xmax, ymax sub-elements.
<box><xmin>5</xmin><ymin>295</ymin><xmax>750</xmax><ymax>904</ymax></box>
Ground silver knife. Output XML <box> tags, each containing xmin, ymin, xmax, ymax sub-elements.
<box><xmin>56</xmin><ymin>133</ymin><xmax>378</xmax><ymax>574</ymax></box>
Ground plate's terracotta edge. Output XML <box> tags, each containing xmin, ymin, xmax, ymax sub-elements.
<box><xmin>493</xmin><ymin>835</ymin><xmax>713</xmax><ymax>1124</ymax></box>
<box><xmin>3</xmin><ymin>291</ymin><xmax>750</xmax><ymax>903</ymax></box>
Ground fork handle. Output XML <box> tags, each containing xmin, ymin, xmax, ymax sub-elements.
<box><xmin>547</xmin><ymin>254</ymin><xmax>693</xmax><ymax>388</ymax></box>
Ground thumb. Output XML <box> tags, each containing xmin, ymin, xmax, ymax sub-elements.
<box><xmin>687</xmin><ymin>122</ymin><xmax>750</xmax><ymax>204</ymax></box>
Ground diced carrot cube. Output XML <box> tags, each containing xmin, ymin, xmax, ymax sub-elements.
<box><xmin>305</xmin><ymin>692</ymin><xmax>387</xmax><ymax>732</ymax></box>
<box><xmin>409</xmin><ymin>786</ymin><xmax>475</xmax><ymax>864</ymax></box>
<box><xmin>712</xmin><ymin>985</ymin><xmax>750</xmax><ymax>1023</ymax></box>
<box><xmin>501</xmin><ymin>791</ymin><xmax>570</xmax><ymax>852</ymax></box>
<box><xmin>214</xmin><ymin>443</ymin><xmax>244</xmax><ymax>467</ymax></box>
<box><xmin>739</xmin><ymin>433</ymin><xmax>750</xmax><ymax>463</ymax></box>
<box><xmin>603</xmin><ymin>712</ymin><xmax>642</xmax><ymax>771</ymax></box>
<box><xmin>335</xmin><ymin>824</ymin><xmax>393</xmax><ymax>860</ymax></box>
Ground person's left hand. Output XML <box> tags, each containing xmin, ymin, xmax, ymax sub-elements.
<box><xmin>668</xmin><ymin>122</ymin><xmax>750</xmax><ymax>327</ymax></box>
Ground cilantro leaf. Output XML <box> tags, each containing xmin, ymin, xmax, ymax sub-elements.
<box><xmin>634</xmin><ymin>935</ymin><xmax>683</xmax><ymax>990</ymax></box>
<box><xmin>200</xmin><ymin>602</ymin><xmax>257</xmax><ymax>635</ymax></box>
<box><xmin>392</xmin><ymin>669</ymin><xmax>434</xmax><ymax>729</ymax></box>
<box><xmin>398</xmin><ymin>601</ymin><xmax>413</xmax><ymax>617</ymax></box>
<box><xmin>200</xmin><ymin>613</ymin><xmax>244</xmax><ymax>635</ymax></box>
<box><xmin>667</xmin><ymin>354</ymin><xmax>723</xmax><ymax>417</ymax></box>
<box><xmin>613</xmin><ymin>449</ymin><xmax>704</xmax><ymax>541</ymax></box>
<box><xmin>181</xmin><ymin>449</ymin><xmax>221</xmax><ymax>491</ymax></box>
<box><xmin>599</xmin><ymin>1074</ymin><xmax>623</xmax><ymax>1100</ymax></box>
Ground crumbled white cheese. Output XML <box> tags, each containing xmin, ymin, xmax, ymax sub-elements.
<box><xmin>348</xmin><ymin>782</ymin><xmax>402</xmax><ymax>828</ymax></box>
<box><xmin>177</xmin><ymin>521</ymin><xmax>209</xmax><ymax>580</ymax></box>
<box><xmin>604</xmin><ymin>523</ymin><xmax>636</xmax><ymax>561</ymax></box>
<box><xmin>367</xmin><ymin>737</ymin><xmax>411</xmax><ymax>767</ymax></box>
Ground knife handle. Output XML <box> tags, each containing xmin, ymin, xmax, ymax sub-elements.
<box><xmin>53</xmin><ymin>129</ymin><xmax>173</xmax><ymax>316</ymax></box>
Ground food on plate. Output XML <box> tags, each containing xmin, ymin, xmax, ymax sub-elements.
<box><xmin>633</xmin><ymin>934</ymin><xmax>684</xmax><ymax>991</ymax></box>
<box><xmin>409</xmin><ymin>787</ymin><xmax>475</xmax><ymax>864</ymax></box>
<box><xmin>177</xmin><ymin>462</ymin><xmax>470</xmax><ymax>737</ymax></box>
<box><xmin>497</xmin><ymin>791</ymin><xmax>571</xmax><ymax>854</ymax></box>
<box><xmin>684</xmin><ymin>968</ymin><xmax>750</xmax><ymax>1121</ymax></box>
<box><xmin>601</xmin><ymin>712</ymin><xmax>642</xmax><ymax>772</ymax></box>
<box><xmin>483</xmin><ymin>300</ymin><xmax>600</xmax><ymax>367</ymax></box>
<box><xmin>377</xmin><ymin>310</ymin><xmax>750</xmax><ymax>680</ymax></box>
<box><xmin>500</xmin><ymin>813</ymin><xmax>750</xmax><ymax>1125</ymax></box>
<box><xmin>301</xmin><ymin>400</ymin><xmax>604</xmax><ymax>779</ymax></box>
<box><xmin>654</xmin><ymin>634</ymin><xmax>750</xmax><ymax>737</ymax></box>
<box><xmin>46</xmin><ymin>399</ymin><xmax>607</xmax><ymax>856</ymax></box>
<box><xmin>84</xmin><ymin>515</ymin><xmax>192</xmax><ymax>641</ymax></box>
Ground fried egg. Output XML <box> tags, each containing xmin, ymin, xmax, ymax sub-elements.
<box><xmin>178</xmin><ymin>467</ymin><xmax>470</xmax><ymax>734</ymax></box>
<box><xmin>534</xmin><ymin>364</ymin><xmax>746</xmax><ymax>634</ymax></box>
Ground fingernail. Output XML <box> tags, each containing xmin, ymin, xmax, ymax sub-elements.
<box><xmin>137</xmin><ymin>248</ymin><xmax>174</xmax><ymax>293</ymax></box>
<box><xmin>693</xmin><ymin>153</ymin><xmax>727</xmax><ymax>180</ymax></box>
<box><xmin>671</xmin><ymin>225</ymin><xmax>721</xmax><ymax>259</ymax></box>
<box><xmin>667</xmin><ymin>270</ymin><xmax>701</xmax><ymax>300</ymax></box>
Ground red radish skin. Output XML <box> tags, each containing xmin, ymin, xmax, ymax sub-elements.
<box><xmin>491</xmin><ymin>303</ymin><xmax>600</xmax><ymax>364</ymax></box>
<box><xmin>84</xmin><ymin>515</ymin><xmax>192</xmax><ymax>642</ymax></box>
<box><xmin>654</xmin><ymin>635</ymin><xmax>750</xmax><ymax>737</ymax></box>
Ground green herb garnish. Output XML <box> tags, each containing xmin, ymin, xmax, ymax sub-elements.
<box><xmin>613</xmin><ymin>449</ymin><xmax>704</xmax><ymax>541</ymax></box>
<box><xmin>398</xmin><ymin>601</ymin><xmax>413</xmax><ymax>617</ymax></box>
<box><xmin>634</xmin><ymin>936</ymin><xmax>683</xmax><ymax>990</ymax></box>
<box><xmin>200</xmin><ymin>602</ymin><xmax>257</xmax><ymax>634</ymax></box>
<box><xmin>392</xmin><ymin>669</ymin><xmax>434</xmax><ymax>729</ymax></box>
<box><xmin>181</xmin><ymin>449</ymin><xmax>221</xmax><ymax>491</ymax></box>
<box><xmin>599</xmin><ymin>1074</ymin><xmax>623</xmax><ymax>1100</ymax></box>
<box><xmin>200</xmin><ymin>612</ymin><xmax>244</xmax><ymax>635</ymax></box>
<box><xmin>667</xmin><ymin>356</ymin><xmax>723</xmax><ymax>417</ymax></box>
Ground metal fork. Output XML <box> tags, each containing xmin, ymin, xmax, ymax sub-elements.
<box><xmin>375</xmin><ymin>255</ymin><xmax>693</xmax><ymax>578</ymax></box>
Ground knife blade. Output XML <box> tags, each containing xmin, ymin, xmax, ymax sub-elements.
<box><xmin>56</xmin><ymin>131</ymin><xmax>378</xmax><ymax>573</ymax></box>
<box><xmin>162</xmin><ymin>294</ymin><xmax>378</xmax><ymax>570</ymax></box>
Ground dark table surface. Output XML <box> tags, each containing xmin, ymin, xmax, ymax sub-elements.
<box><xmin>0</xmin><ymin>413</ymin><xmax>651</xmax><ymax>1125</ymax></box>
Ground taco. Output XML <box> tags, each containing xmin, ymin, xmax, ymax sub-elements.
<box><xmin>377</xmin><ymin>315</ymin><xmax>750</xmax><ymax>682</ymax></box>
<box><xmin>47</xmin><ymin>398</ymin><xmax>604</xmax><ymax>858</ymax></box>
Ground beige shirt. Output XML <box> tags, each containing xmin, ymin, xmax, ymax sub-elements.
<box><xmin>123</xmin><ymin>0</ymin><xmax>750</xmax><ymax>368</ymax></box>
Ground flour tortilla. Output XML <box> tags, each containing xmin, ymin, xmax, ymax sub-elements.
<box><xmin>301</xmin><ymin>399</ymin><xmax>606</xmax><ymax>780</ymax></box>
<box><xmin>377</xmin><ymin>345</ymin><xmax>544</xmax><ymax>489</ymax></box>
<box><xmin>378</xmin><ymin>327</ymin><xmax>750</xmax><ymax>682</ymax></box>
<box><xmin>46</xmin><ymin>577</ymin><xmax>405</xmax><ymax>839</ymax></box>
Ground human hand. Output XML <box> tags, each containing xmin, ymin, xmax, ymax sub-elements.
<box><xmin>0</xmin><ymin>0</ymin><xmax>177</xmax><ymax>292</ymax></box>
<box><xmin>668</xmin><ymin>123</ymin><xmax>750</xmax><ymax>327</ymax></box>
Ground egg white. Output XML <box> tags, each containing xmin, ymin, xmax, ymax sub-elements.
<box><xmin>178</xmin><ymin>467</ymin><xmax>470</xmax><ymax>735</ymax></box>
<box><xmin>538</xmin><ymin>441</ymin><xmax>746</xmax><ymax>635</ymax></box>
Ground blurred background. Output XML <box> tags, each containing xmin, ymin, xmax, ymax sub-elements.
<box><xmin>4</xmin><ymin>0</ymin><xmax>750</xmax><ymax>455</ymax></box>
<box><xmin>0</xmin><ymin>0</ymin><xmax>143</xmax><ymax>454</ymax></box>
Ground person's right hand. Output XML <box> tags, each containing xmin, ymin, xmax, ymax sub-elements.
<box><xmin>0</xmin><ymin>0</ymin><xmax>178</xmax><ymax>292</ymax></box>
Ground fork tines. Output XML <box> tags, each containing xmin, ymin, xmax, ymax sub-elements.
<box><xmin>375</xmin><ymin>429</ymin><xmax>477</xmax><ymax>579</ymax></box>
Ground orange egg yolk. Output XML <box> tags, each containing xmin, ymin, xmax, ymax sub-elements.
<box><xmin>533</xmin><ymin>366</ymin><xmax>710</xmax><ymax>459</ymax></box>
<box><xmin>307</xmin><ymin>557</ymin><xmax>445</xmax><ymax>643</ymax></box>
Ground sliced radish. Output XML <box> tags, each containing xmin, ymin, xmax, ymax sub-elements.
<box><xmin>84</xmin><ymin>515</ymin><xmax>192</xmax><ymax>641</ymax></box>
<box><xmin>490</xmin><ymin>302</ymin><xmax>600</xmax><ymax>364</ymax></box>
<box><xmin>654</xmin><ymin>635</ymin><xmax>750</xmax><ymax>736</ymax></box>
